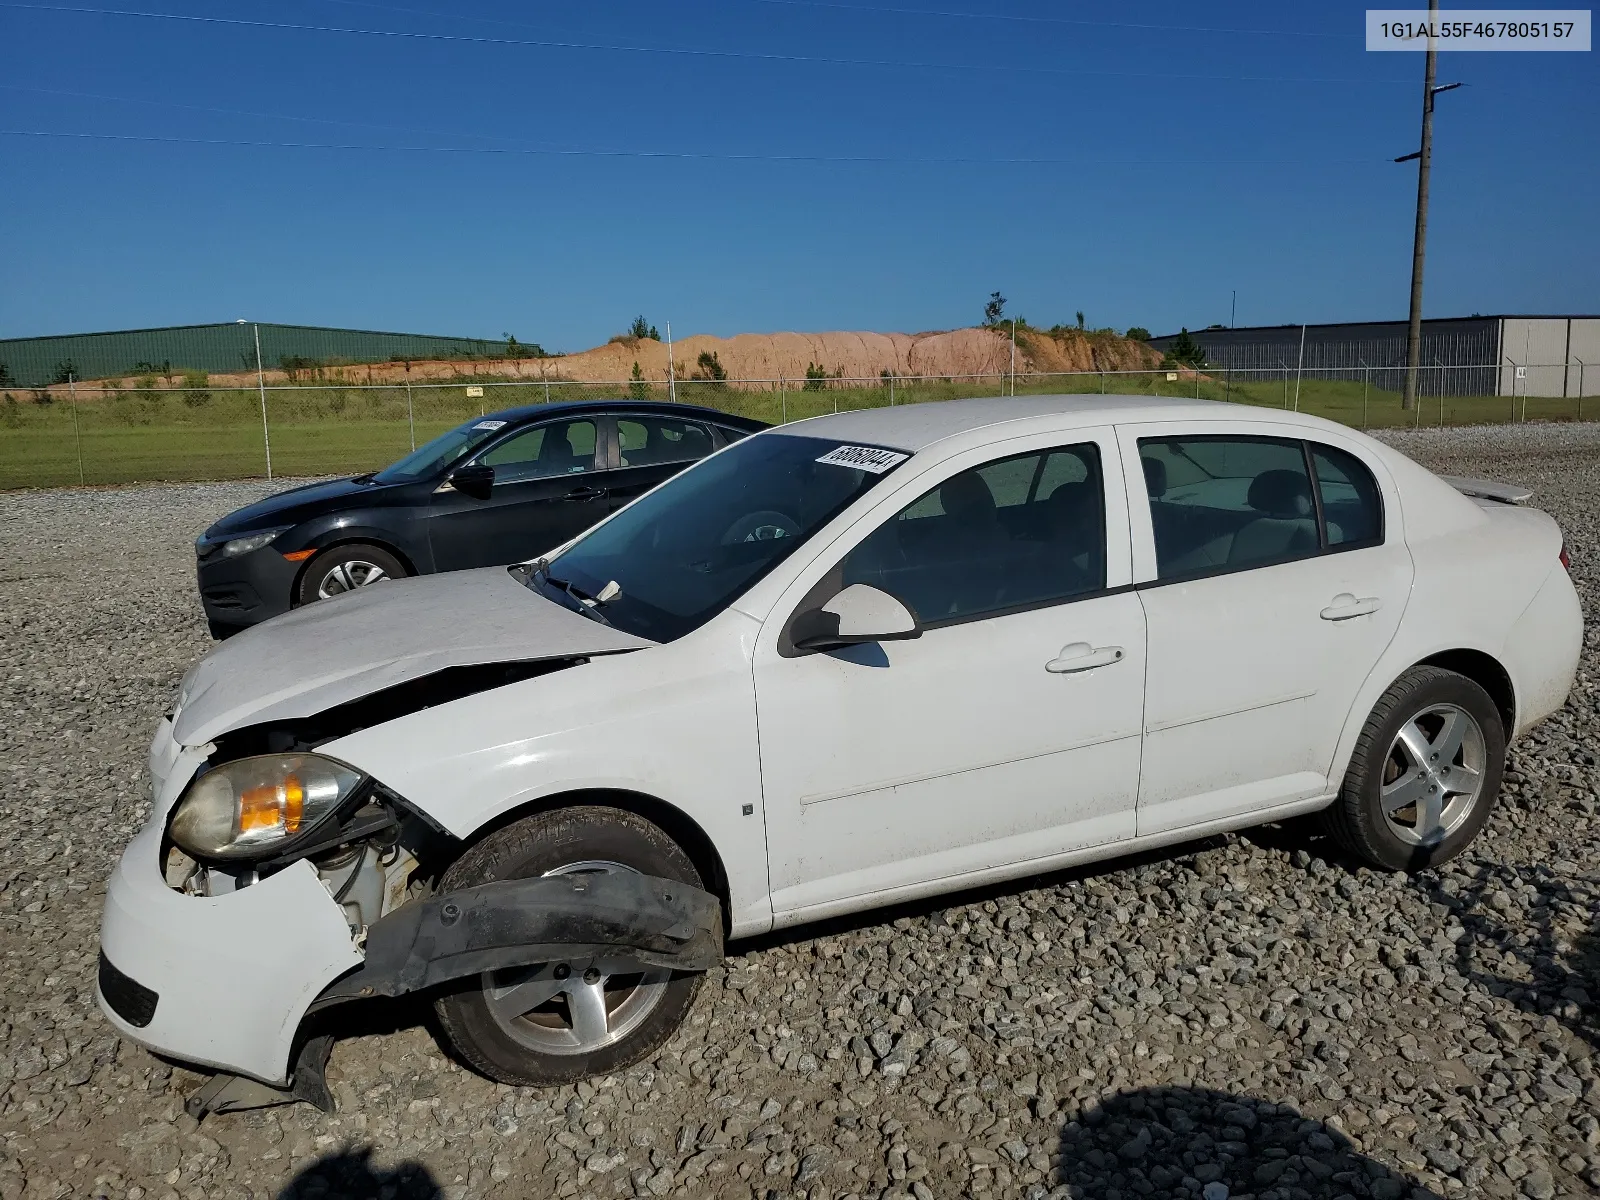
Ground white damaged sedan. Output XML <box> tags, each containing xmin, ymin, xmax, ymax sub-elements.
<box><xmin>98</xmin><ymin>396</ymin><xmax>1582</xmax><ymax>1112</ymax></box>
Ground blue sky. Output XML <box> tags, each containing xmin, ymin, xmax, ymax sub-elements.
<box><xmin>1</xmin><ymin>1</ymin><xmax>1595</xmax><ymax>348</ymax></box>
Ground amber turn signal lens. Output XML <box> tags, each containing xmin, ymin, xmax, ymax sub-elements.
<box><xmin>237</xmin><ymin>774</ymin><xmax>304</xmax><ymax>835</ymax></box>
<box><xmin>282</xmin><ymin>549</ymin><xmax>316</xmax><ymax>562</ymax></box>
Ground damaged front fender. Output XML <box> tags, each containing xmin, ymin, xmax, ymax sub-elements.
<box><xmin>310</xmin><ymin>868</ymin><xmax>723</xmax><ymax>1011</ymax></box>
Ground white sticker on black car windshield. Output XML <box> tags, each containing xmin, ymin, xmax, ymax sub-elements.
<box><xmin>472</xmin><ymin>420</ymin><xmax>507</xmax><ymax>430</ymax></box>
<box><xmin>815</xmin><ymin>445</ymin><xmax>909</xmax><ymax>473</ymax></box>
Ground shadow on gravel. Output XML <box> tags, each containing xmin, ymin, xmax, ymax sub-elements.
<box><xmin>1058</xmin><ymin>1086</ymin><xmax>1440</xmax><ymax>1199</ymax></box>
<box><xmin>274</xmin><ymin>1146</ymin><xmax>441</xmax><ymax>1199</ymax></box>
<box><xmin>1413</xmin><ymin>861</ymin><xmax>1600</xmax><ymax>1050</ymax></box>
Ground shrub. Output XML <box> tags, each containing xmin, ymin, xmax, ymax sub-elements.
<box><xmin>629</xmin><ymin>361</ymin><xmax>649</xmax><ymax>400</ymax></box>
<box><xmin>1123</xmin><ymin>327</ymin><xmax>1151</xmax><ymax>341</ymax></box>
<box><xmin>0</xmin><ymin>362</ymin><xmax>12</xmax><ymax>387</ymax></box>
<box><xmin>693</xmin><ymin>351</ymin><xmax>728</xmax><ymax>386</ymax></box>
<box><xmin>181</xmin><ymin>369</ymin><xmax>211</xmax><ymax>407</ymax></box>
<box><xmin>50</xmin><ymin>360</ymin><xmax>77</xmax><ymax>386</ymax></box>
<box><xmin>1164</xmin><ymin>328</ymin><xmax>1206</xmax><ymax>368</ymax></box>
<box><xmin>803</xmin><ymin>362</ymin><xmax>841</xmax><ymax>392</ymax></box>
<box><xmin>983</xmin><ymin>292</ymin><xmax>1006</xmax><ymax>327</ymax></box>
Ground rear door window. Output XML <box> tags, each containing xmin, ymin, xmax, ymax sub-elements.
<box><xmin>1311</xmin><ymin>444</ymin><xmax>1384</xmax><ymax>547</ymax></box>
<box><xmin>1140</xmin><ymin>437</ymin><xmax>1319</xmax><ymax>579</ymax></box>
<box><xmin>617</xmin><ymin>417</ymin><xmax>717</xmax><ymax>468</ymax></box>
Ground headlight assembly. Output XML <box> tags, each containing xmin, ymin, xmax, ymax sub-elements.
<box><xmin>169</xmin><ymin>754</ymin><xmax>364</xmax><ymax>860</ymax></box>
<box><xmin>219</xmin><ymin>527</ymin><xmax>290</xmax><ymax>557</ymax></box>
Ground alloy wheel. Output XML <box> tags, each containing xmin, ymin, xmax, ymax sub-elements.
<box><xmin>481</xmin><ymin>861</ymin><xmax>670</xmax><ymax>1056</ymax></box>
<box><xmin>316</xmin><ymin>559</ymin><xmax>390</xmax><ymax>599</ymax></box>
<box><xmin>1379</xmin><ymin>703</ymin><xmax>1486</xmax><ymax>847</ymax></box>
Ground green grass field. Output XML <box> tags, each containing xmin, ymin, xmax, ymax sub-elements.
<box><xmin>2</xmin><ymin>374</ymin><xmax>1595</xmax><ymax>490</ymax></box>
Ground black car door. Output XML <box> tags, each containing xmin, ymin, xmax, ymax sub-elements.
<box><xmin>424</xmin><ymin>416</ymin><xmax>609</xmax><ymax>571</ymax></box>
<box><xmin>601</xmin><ymin>413</ymin><xmax>721</xmax><ymax>514</ymax></box>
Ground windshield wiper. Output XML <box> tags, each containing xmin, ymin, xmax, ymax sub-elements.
<box><xmin>523</xmin><ymin>559</ymin><xmax>615</xmax><ymax>627</ymax></box>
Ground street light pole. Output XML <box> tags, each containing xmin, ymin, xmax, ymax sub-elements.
<box><xmin>1396</xmin><ymin>0</ymin><xmax>1460</xmax><ymax>412</ymax></box>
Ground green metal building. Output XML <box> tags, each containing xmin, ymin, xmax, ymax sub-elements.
<box><xmin>0</xmin><ymin>322</ymin><xmax>508</xmax><ymax>387</ymax></box>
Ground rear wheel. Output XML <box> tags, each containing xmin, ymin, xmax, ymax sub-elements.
<box><xmin>296</xmin><ymin>543</ymin><xmax>406</xmax><ymax>605</ymax></box>
<box><xmin>433</xmin><ymin>807</ymin><xmax>705</xmax><ymax>1086</ymax></box>
<box><xmin>1321</xmin><ymin>666</ymin><xmax>1504</xmax><ymax>871</ymax></box>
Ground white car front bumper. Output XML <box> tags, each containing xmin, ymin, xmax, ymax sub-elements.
<box><xmin>96</xmin><ymin>720</ymin><xmax>364</xmax><ymax>1086</ymax></box>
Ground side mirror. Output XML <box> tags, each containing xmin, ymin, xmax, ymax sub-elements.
<box><xmin>447</xmin><ymin>463</ymin><xmax>495</xmax><ymax>499</ymax></box>
<box><xmin>792</xmin><ymin>583</ymin><xmax>921</xmax><ymax>652</ymax></box>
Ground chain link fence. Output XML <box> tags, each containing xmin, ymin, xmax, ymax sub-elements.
<box><xmin>2</xmin><ymin>363</ymin><xmax>1595</xmax><ymax>490</ymax></box>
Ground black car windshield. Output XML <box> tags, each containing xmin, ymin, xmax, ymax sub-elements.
<box><xmin>372</xmin><ymin>417</ymin><xmax>512</xmax><ymax>484</ymax></box>
<box><xmin>532</xmin><ymin>433</ymin><xmax>908</xmax><ymax>642</ymax></box>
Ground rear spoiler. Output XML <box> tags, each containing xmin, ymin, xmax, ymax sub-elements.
<box><xmin>1439</xmin><ymin>475</ymin><xmax>1533</xmax><ymax>505</ymax></box>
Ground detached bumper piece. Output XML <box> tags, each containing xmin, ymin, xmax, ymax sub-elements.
<box><xmin>313</xmin><ymin>868</ymin><xmax>723</xmax><ymax>1010</ymax></box>
<box><xmin>186</xmin><ymin>869</ymin><xmax>722</xmax><ymax>1118</ymax></box>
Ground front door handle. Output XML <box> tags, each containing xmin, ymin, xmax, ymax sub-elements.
<box><xmin>1045</xmin><ymin>642</ymin><xmax>1125</xmax><ymax>673</ymax></box>
<box><xmin>561</xmin><ymin>485</ymin><xmax>607</xmax><ymax>502</ymax></box>
<box><xmin>1320</xmin><ymin>593</ymin><xmax>1382</xmax><ymax>621</ymax></box>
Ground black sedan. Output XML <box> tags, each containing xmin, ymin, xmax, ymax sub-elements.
<box><xmin>195</xmin><ymin>400</ymin><xmax>767</xmax><ymax>636</ymax></box>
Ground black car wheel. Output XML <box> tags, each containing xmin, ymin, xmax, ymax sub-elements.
<box><xmin>433</xmin><ymin>807</ymin><xmax>706</xmax><ymax>1087</ymax></box>
<box><xmin>296</xmin><ymin>543</ymin><xmax>407</xmax><ymax>605</ymax></box>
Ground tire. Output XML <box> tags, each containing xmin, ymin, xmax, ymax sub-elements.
<box><xmin>296</xmin><ymin>543</ymin><xmax>407</xmax><ymax>605</ymax></box>
<box><xmin>433</xmin><ymin>807</ymin><xmax>706</xmax><ymax>1087</ymax></box>
<box><xmin>1321</xmin><ymin>666</ymin><xmax>1505</xmax><ymax>871</ymax></box>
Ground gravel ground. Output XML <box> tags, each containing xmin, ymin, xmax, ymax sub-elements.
<box><xmin>2</xmin><ymin>424</ymin><xmax>1600</xmax><ymax>1200</ymax></box>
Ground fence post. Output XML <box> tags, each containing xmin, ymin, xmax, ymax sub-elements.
<box><xmin>254</xmin><ymin>323</ymin><xmax>273</xmax><ymax>481</ymax></box>
<box><xmin>1579</xmin><ymin>360</ymin><xmax>1586</xmax><ymax>422</ymax></box>
<box><xmin>889</xmin><ymin>374</ymin><xmax>894</xmax><ymax>406</ymax></box>
<box><xmin>68</xmin><ymin>373</ymin><xmax>85</xmax><ymax>485</ymax></box>
<box><xmin>779</xmin><ymin>375</ymin><xmax>786</xmax><ymax>423</ymax></box>
<box><xmin>405</xmin><ymin>378</ymin><xmax>416</xmax><ymax>451</ymax></box>
<box><xmin>1360</xmin><ymin>360</ymin><xmax>1369</xmax><ymax>430</ymax></box>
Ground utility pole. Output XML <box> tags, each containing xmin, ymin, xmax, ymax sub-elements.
<box><xmin>666</xmin><ymin>321</ymin><xmax>676</xmax><ymax>403</ymax></box>
<box><xmin>1230</xmin><ymin>290</ymin><xmax>1236</xmax><ymax>329</ymax></box>
<box><xmin>1009</xmin><ymin>319</ymin><xmax>1016</xmax><ymax>396</ymax></box>
<box><xmin>1395</xmin><ymin>0</ymin><xmax>1461</xmax><ymax>411</ymax></box>
<box><xmin>249</xmin><ymin>320</ymin><xmax>273</xmax><ymax>480</ymax></box>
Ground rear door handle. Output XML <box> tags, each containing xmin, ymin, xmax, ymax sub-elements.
<box><xmin>561</xmin><ymin>485</ymin><xmax>607</xmax><ymax>502</ymax></box>
<box><xmin>1320</xmin><ymin>593</ymin><xmax>1382</xmax><ymax>621</ymax></box>
<box><xmin>1045</xmin><ymin>642</ymin><xmax>1125</xmax><ymax>673</ymax></box>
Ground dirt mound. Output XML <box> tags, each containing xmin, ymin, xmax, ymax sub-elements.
<box><xmin>57</xmin><ymin>326</ymin><xmax>1162</xmax><ymax>392</ymax></box>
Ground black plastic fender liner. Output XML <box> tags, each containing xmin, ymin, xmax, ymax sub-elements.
<box><xmin>309</xmin><ymin>869</ymin><xmax>723</xmax><ymax>1011</ymax></box>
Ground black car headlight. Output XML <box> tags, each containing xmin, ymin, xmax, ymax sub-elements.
<box><xmin>217</xmin><ymin>527</ymin><xmax>292</xmax><ymax>558</ymax></box>
<box><xmin>169</xmin><ymin>754</ymin><xmax>364</xmax><ymax>860</ymax></box>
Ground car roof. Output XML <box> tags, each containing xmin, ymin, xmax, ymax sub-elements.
<box><xmin>480</xmin><ymin>398</ymin><xmax>768</xmax><ymax>430</ymax></box>
<box><xmin>767</xmin><ymin>394</ymin><xmax>1341</xmax><ymax>452</ymax></box>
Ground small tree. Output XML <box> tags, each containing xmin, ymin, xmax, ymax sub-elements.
<box><xmin>982</xmin><ymin>292</ymin><xmax>1007</xmax><ymax>327</ymax></box>
<box><xmin>1075</xmin><ymin>311</ymin><xmax>1085</xmax><ymax>330</ymax></box>
<box><xmin>693</xmin><ymin>351</ymin><xmax>728</xmax><ymax>388</ymax></box>
<box><xmin>1124</xmin><ymin>327</ymin><xmax>1150</xmax><ymax>342</ymax></box>
<box><xmin>628</xmin><ymin>315</ymin><xmax>652</xmax><ymax>340</ymax></box>
<box><xmin>0</xmin><ymin>362</ymin><xmax>12</xmax><ymax>387</ymax></box>
<box><xmin>50</xmin><ymin>360</ymin><xmax>77</xmax><ymax>386</ymax></box>
<box><xmin>629</xmin><ymin>361</ymin><xmax>649</xmax><ymax>400</ymax></box>
<box><xmin>803</xmin><ymin>361</ymin><xmax>831</xmax><ymax>392</ymax></box>
<box><xmin>1166</xmin><ymin>327</ymin><xmax>1207</xmax><ymax>368</ymax></box>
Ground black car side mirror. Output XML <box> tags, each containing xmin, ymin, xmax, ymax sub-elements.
<box><xmin>448</xmin><ymin>463</ymin><xmax>495</xmax><ymax>500</ymax></box>
<box><xmin>792</xmin><ymin>583</ymin><xmax>922</xmax><ymax>652</ymax></box>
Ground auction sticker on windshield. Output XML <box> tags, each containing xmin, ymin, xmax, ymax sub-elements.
<box><xmin>473</xmin><ymin>420</ymin><xmax>507</xmax><ymax>430</ymax></box>
<box><xmin>816</xmin><ymin>445</ymin><xmax>909</xmax><ymax>473</ymax></box>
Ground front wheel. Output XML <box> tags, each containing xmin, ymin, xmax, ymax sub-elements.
<box><xmin>433</xmin><ymin>807</ymin><xmax>705</xmax><ymax>1086</ymax></box>
<box><xmin>1321</xmin><ymin>665</ymin><xmax>1505</xmax><ymax>871</ymax></box>
<box><xmin>296</xmin><ymin>542</ymin><xmax>406</xmax><ymax>605</ymax></box>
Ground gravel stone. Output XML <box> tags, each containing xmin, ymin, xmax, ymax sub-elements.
<box><xmin>3</xmin><ymin>423</ymin><xmax>1600</xmax><ymax>1197</ymax></box>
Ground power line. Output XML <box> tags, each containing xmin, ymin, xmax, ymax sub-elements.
<box><xmin>749</xmin><ymin>0</ymin><xmax>1358</xmax><ymax>39</ymax></box>
<box><xmin>1</xmin><ymin>3</ymin><xmax>1410</xmax><ymax>86</ymax></box>
<box><xmin>0</xmin><ymin>128</ymin><xmax>1389</xmax><ymax>167</ymax></box>
<box><xmin>0</xmin><ymin>83</ymin><xmax>555</xmax><ymax>148</ymax></box>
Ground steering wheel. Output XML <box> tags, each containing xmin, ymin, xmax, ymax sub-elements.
<box><xmin>721</xmin><ymin>510</ymin><xmax>801</xmax><ymax>545</ymax></box>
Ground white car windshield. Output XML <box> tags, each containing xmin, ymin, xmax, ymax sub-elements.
<box><xmin>529</xmin><ymin>433</ymin><xmax>908</xmax><ymax>641</ymax></box>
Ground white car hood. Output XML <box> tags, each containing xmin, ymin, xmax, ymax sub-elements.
<box><xmin>171</xmin><ymin>567</ymin><xmax>651</xmax><ymax>747</ymax></box>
